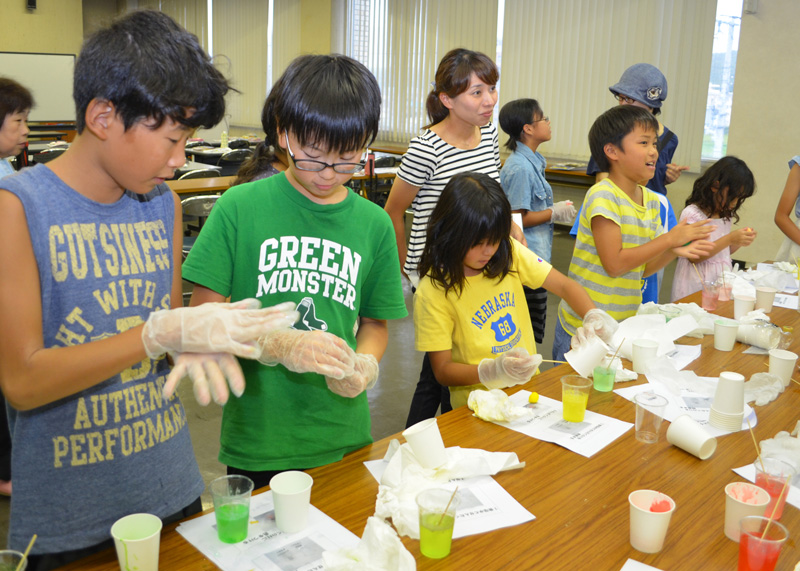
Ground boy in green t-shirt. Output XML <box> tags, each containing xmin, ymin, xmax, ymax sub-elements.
<box><xmin>553</xmin><ymin>105</ymin><xmax>714</xmax><ymax>361</ymax></box>
<box><xmin>182</xmin><ymin>55</ymin><xmax>407</xmax><ymax>489</ymax></box>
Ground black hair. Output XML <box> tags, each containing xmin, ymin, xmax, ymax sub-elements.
<box><xmin>0</xmin><ymin>78</ymin><xmax>34</xmax><ymax>124</ymax></box>
<box><xmin>73</xmin><ymin>10</ymin><xmax>230</xmax><ymax>133</ymax></box>
<box><xmin>418</xmin><ymin>172</ymin><xmax>513</xmax><ymax>296</ymax></box>
<box><xmin>685</xmin><ymin>156</ymin><xmax>755</xmax><ymax>223</ymax></box>
<box><xmin>499</xmin><ymin>98</ymin><xmax>542</xmax><ymax>152</ymax></box>
<box><xmin>588</xmin><ymin>105</ymin><xmax>659</xmax><ymax>172</ymax></box>
<box><xmin>271</xmin><ymin>54</ymin><xmax>380</xmax><ymax>154</ymax></box>
<box><xmin>426</xmin><ymin>48</ymin><xmax>499</xmax><ymax>127</ymax></box>
<box><xmin>233</xmin><ymin>86</ymin><xmax>286</xmax><ymax>185</ymax></box>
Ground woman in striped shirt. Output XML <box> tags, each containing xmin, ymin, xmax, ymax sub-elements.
<box><xmin>385</xmin><ymin>48</ymin><xmax>501</xmax><ymax>426</ymax></box>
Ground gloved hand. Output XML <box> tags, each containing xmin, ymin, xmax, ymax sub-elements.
<box><xmin>550</xmin><ymin>200</ymin><xmax>576</xmax><ymax>224</ymax></box>
<box><xmin>258</xmin><ymin>329</ymin><xmax>356</xmax><ymax>379</ymax></box>
<box><xmin>142</xmin><ymin>299</ymin><xmax>298</xmax><ymax>359</ymax></box>
<box><xmin>477</xmin><ymin>347</ymin><xmax>542</xmax><ymax>390</ymax></box>
<box><xmin>571</xmin><ymin>308</ymin><xmax>618</xmax><ymax>351</ymax></box>
<box><xmin>163</xmin><ymin>352</ymin><xmax>245</xmax><ymax>406</ymax></box>
<box><xmin>326</xmin><ymin>353</ymin><xmax>379</xmax><ymax>398</ymax></box>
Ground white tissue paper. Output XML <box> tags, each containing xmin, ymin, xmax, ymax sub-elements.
<box><xmin>374</xmin><ymin>441</ymin><xmax>523</xmax><ymax>539</ymax></box>
<box><xmin>611</xmin><ymin>313</ymin><xmax>700</xmax><ymax>360</ymax></box>
<box><xmin>759</xmin><ymin>431</ymin><xmax>800</xmax><ymax>475</ymax></box>
<box><xmin>772</xmin><ymin>261</ymin><xmax>798</xmax><ymax>275</ymax></box>
<box><xmin>644</xmin><ymin>358</ymin><xmax>717</xmax><ymax>397</ymax></box>
<box><xmin>322</xmin><ymin>516</ymin><xmax>416</xmax><ymax>571</ymax></box>
<box><xmin>467</xmin><ymin>389</ymin><xmax>533</xmax><ymax>422</ymax></box>
<box><xmin>744</xmin><ymin>373</ymin><xmax>785</xmax><ymax>406</ymax></box>
<box><xmin>589</xmin><ymin>355</ymin><xmax>638</xmax><ymax>382</ymax></box>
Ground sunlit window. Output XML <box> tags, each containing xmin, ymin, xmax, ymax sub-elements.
<box><xmin>702</xmin><ymin>0</ymin><xmax>743</xmax><ymax>160</ymax></box>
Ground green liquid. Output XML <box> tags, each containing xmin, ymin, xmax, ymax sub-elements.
<box><xmin>216</xmin><ymin>503</ymin><xmax>249</xmax><ymax>543</ymax></box>
<box><xmin>419</xmin><ymin>512</ymin><xmax>455</xmax><ymax>559</ymax></box>
<box><xmin>593</xmin><ymin>367</ymin><xmax>615</xmax><ymax>392</ymax></box>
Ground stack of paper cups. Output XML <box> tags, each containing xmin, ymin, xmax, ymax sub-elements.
<box><xmin>709</xmin><ymin>372</ymin><xmax>745</xmax><ymax>431</ymax></box>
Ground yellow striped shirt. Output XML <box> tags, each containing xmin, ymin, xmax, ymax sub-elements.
<box><xmin>558</xmin><ymin>178</ymin><xmax>661</xmax><ymax>335</ymax></box>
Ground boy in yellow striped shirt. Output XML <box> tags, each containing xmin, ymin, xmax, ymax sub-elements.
<box><xmin>553</xmin><ymin>106</ymin><xmax>713</xmax><ymax>360</ymax></box>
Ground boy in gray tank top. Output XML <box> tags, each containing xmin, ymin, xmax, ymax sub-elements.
<box><xmin>0</xmin><ymin>10</ymin><xmax>298</xmax><ymax>570</ymax></box>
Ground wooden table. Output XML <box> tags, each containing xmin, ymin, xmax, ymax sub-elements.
<box><xmin>61</xmin><ymin>293</ymin><xmax>800</xmax><ymax>570</ymax></box>
<box><xmin>166</xmin><ymin>176</ymin><xmax>235</xmax><ymax>196</ymax></box>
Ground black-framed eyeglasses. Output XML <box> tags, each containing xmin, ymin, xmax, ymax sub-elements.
<box><xmin>532</xmin><ymin>116</ymin><xmax>550</xmax><ymax>123</ymax></box>
<box><xmin>285</xmin><ymin>134</ymin><xmax>366</xmax><ymax>174</ymax></box>
<box><xmin>614</xmin><ymin>94</ymin><xmax>636</xmax><ymax>105</ymax></box>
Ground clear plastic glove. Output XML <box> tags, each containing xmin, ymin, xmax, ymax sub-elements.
<box><xmin>142</xmin><ymin>299</ymin><xmax>298</xmax><ymax>359</ymax></box>
<box><xmin>326</xmin><ymin>353</ymin><xmax>379</xmax><ymax>398</ymax></box>
<box><xmin>578</xmin><ymin>308</ymin><xmax>618</xmax><ymax>344</ymax></box>
<box><xmin>550</xmin><ymin>200</ymin><xmax>577</xmax><ymax>224</ymax></box>
<box><xmin>478</xmin><ymin>347</ymin><xmax>542</xmax><ymax>390</ymax></box>
<box><xmin>163</xmin><ymin>352</ymin><xmax>245</xmax><ymax>406</ymax></box>
<box><xmin>258</xmin><ymin>329</ymin><xmax>356</xmax><ymax>379</ymax></box>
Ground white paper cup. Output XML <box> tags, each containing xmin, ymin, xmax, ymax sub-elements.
<box><xmin>666</xmin><ymin>414</ymin><xmax>717</xmax><ymax>459</ymax></box>
<box><xmin>628</xmin><ymin>490</ymin><xmax>676</xmax><ymax>553</ymax></box>
<box><xmin>564</xmin><ymin>335</ymin><xmax>609</xmax><ymax>378</ymax></box>
<box><xmin>755</xmin><ymin>286</ymin><xmax>778</xmax><ymax>312</ymax></box>
<box><xmin>632</xmin><ymin>339</ymin><xmax>659</xmax><ymax>374</ymax></box>
<box><xmin>269</xmin><ymin>471</ymin><xmax>313</xmax><ymax>534</ymax></box>
<box><xmin>733</xmin><ymin>295</ymin><xmax>756</xmax><ymax>319</ymax></box>
<box><xmin>711</xmin><ymin>371</ymin><xmax>745</xmax><ymax>415</ymax></box>
<box><xmin>402</xmin><ymin>417</ymin><xmax>447</xmax><ymax>469</ymax></box>
<box><xmin>110</xmin><ymin>513</ymin><xmax>162</xmax><ymax>571</ymax></box>
<box><xmin>714</xmin><ymin>319</ymin><xmax>739</xmax><ymax>351</ymax></box>
<box><xmin>724</xmin><ymin>482</ymin><xmax>770</xmax><ymax>541</ymax></box>
<box><xmin>768</xmin><ymin>349</ymin><xmax>798</xmax><ymax>387</ymax></box>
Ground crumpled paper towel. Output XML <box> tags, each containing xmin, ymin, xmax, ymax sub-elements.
<box><xmin>322</xmin><ymin>516</ymin><xmax>416</xmax><ymax>571</ymax></box>
<box><xmin>744</xmin><ymin>373</ymin><xmax>785</xmax><ymax>406</ymax></box>
<box><xmin>467</xmin><ymin>389</ymin><xmax>532</xmax><ymax>422</ymax></box>
<box><xmin>636</xmin><ymin>303</ymin><xmax>710</xmax><ymax>338</ymax></box>
<box><xmin>374</xmin><ymin>441</ymin><xmax>523</xmax><ymax>539</ymax></box>
<box><xmin>612</xmin><ymin>312</ymin><xmax>700</xmax><ymax>359</ymax></box>
<box><xmin>644</xmin><ymin>358</ymin><xmax>716</xmax><ymax>397</ymax></box>
<box><xmin>760</xmin><ymin>431</ymin><xmax>800</xmax><ymax>475</ymax></box>
<box><xmin>773</xmin><ymin>261</ymin><xmax>798</xmax><ymax>274</ymax></box>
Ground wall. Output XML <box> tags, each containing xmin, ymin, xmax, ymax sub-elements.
<box><xmin>0</xmin><ymin>0</ymin><xmax>83</xmax><ymax>55</ymax></box>
<box><xmin>723</xmin><ymin>0</ymin><xmax>800</xmax><ymax>264</ymax></box>
<box><xmin>300</xmin><ymin>0</ymin><xmax>332</xmax><ymax>55</ymax></box>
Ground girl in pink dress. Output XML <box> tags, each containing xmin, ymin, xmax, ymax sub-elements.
<box><xmin>671</xmin><ymin>156</ymin><xmax>757</xmax><ymax>301</ymax></box>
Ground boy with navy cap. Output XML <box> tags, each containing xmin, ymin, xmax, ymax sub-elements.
<box><xmin>572</xmin><ymin>63</ymin><xmax>687</xmax><ymax>303</ymax></box>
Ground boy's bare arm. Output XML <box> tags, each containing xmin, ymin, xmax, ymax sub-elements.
<box><xmin>593</xmin><ymin>216</ymin><xmax>712</xmax><ymax>278</ymax></box>
<box><xmin>355</xmin><ymin>317</ymin><xmax>388</xmax><ymax>361</ymax></box>
<box><xmin>0</xmin><ymin>190</ymin><xmax>148</xmax><ymax>410</ymax></box>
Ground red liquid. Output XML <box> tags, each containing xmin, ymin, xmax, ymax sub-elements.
<box><xmin>755</xmin><ymin>472</ymin><xmax>788</xmax><ymax>520</ymax></box>
<box><xmin>738</xmin><ymin>532</ymin><xmax>782</xmax><ymax>571</ymax></box>
<box><xmin>701</xmin><ymin>290</ymin><xmax>718</xmax><ymax>311</ymax></box>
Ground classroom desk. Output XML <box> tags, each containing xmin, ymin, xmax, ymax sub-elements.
<box><xmin>60</xmin><ymin>293</ymin><xmax>800</xmax><ymax>570</ymax></box>
<box><xmin>166</xmin><ymin>176</ymin><xmax>235</xmax><ymax>195</ymax></box>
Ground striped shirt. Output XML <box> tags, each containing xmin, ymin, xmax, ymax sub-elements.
<box><xmin>558</xmin><ymin>178</ymin><xmax>661</xmax><ymax>335</ymax></box>
<box><xmin>397</xmin><ymin>122</ymin><xmax>501</xmax><ymax>279</ymax></box>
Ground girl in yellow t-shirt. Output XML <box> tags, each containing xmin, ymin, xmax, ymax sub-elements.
<box><xmin>413</xmin><ymin>172</ymin><xmax>606</xmax><ymax>407</ymax></box>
